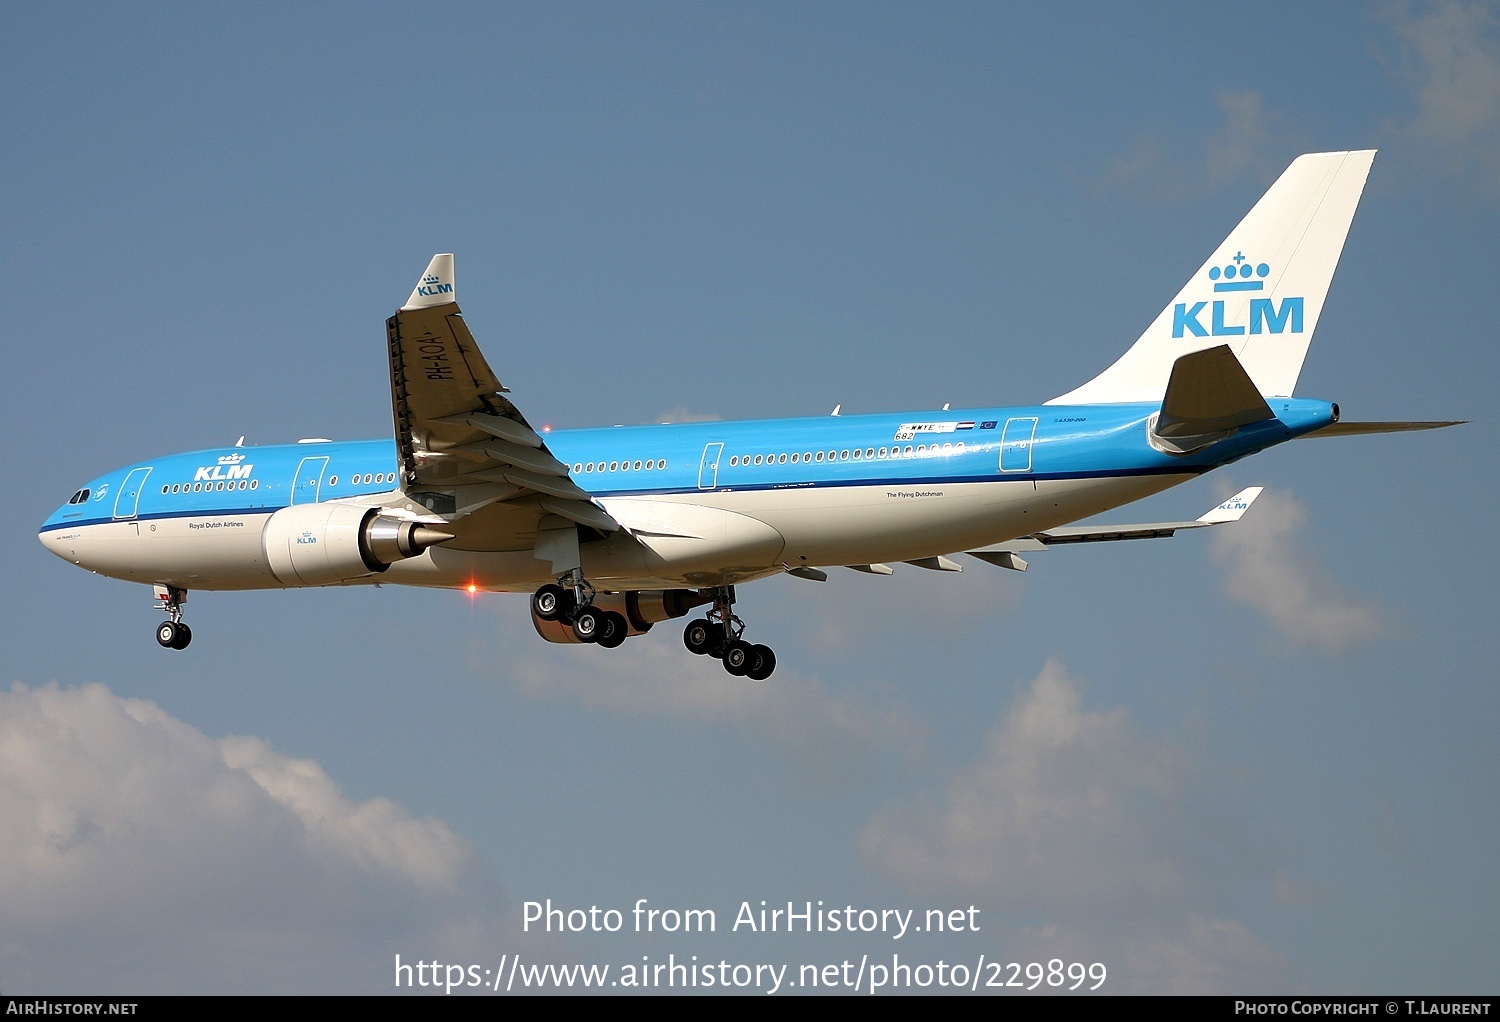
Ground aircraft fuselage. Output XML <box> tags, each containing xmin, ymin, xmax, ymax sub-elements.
<box><xmin>40</xmin><ymin>399</ymin><xmax>1335</xmax><ymax>592</ymax></box>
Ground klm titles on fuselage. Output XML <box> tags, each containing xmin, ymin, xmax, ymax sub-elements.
<box><xmin>1172</xmin><ymin>254</ymin><xmax>1304</xmax><ymax>339</ymax></box>
<box><xmin>194</xmin><ymin>453</ymin><xmax>254</xmax><ymax>483</ymax></box>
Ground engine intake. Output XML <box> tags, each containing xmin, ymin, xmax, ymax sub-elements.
<box><xmin>262</xmin><ymin>504</ymin><xmax>453</xmax><ymax>586</ymax></box>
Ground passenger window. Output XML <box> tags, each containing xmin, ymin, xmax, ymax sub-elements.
<box><xmin>815</xmin><ymin>452</ymin><xmax>824</xmax><ymax>462</ymax></box>
<box><xmin>584</xmin><ymin>463</ymin><xmax>593</xmax><ymax>473</ymax></box>
<box><xmin>852</xmin><ymin>449</ymin><xmax>861</xmax><ymax>460</ymax></box>
<box><xmin>251</xmin><ymin>480</ymin><xmax>258</xmax><ymax>490</ymax></box>
<box><xmin>840</xmin><ymin>450</ymin><xmax>849</xmax><ymax>461</ymax></box>
<box><xmin>778</xmin><ymin>453</ymin><xmax>787</xmax><ymax>464</ymax></box>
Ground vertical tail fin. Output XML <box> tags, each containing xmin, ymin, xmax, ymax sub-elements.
<box><xmin>1048</xmin><ymin>150</ymin><xmax>1375</xmax><ymax>405</ymax></box>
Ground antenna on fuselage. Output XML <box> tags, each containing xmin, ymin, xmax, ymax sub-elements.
<box><xmin>830</xmin><ymin>404</ymin><xmax>841</xmax><ymax>416</ymax></box>
<box><xmin>234</xmin><ymin>436</ymin><xmax>245</xmax><ymax>447</ymax></box>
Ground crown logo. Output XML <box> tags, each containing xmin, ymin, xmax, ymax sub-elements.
<box><xmin>1208</xmin><ymin>252</ymin><xmax>1270</xmax><ymax>292</ymax></box>
<box><xmin>423</xmin><ymin>274</ymin><xmax>440</xmax><ymax>285</ymax></box>
<box><xmin>217</xmin><ymin>453</ymin><xmax>246</xmax><ymax>465</ymax></box>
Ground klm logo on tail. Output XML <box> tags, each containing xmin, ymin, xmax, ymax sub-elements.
<box><xmin>1172</xmin><ymin>253</ymin><xmax>1303</xmax><ymax>339</ymax></box>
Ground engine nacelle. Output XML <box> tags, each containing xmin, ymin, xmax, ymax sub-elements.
<box><xmin>262</xmin><ymin>504</ymin><xmax>452</xmax><ymax>586</ymax></box>
<box><xmin>530</xmin><ymin>588</ymin><xmax>709</xmax><ymax>643</ymax></box>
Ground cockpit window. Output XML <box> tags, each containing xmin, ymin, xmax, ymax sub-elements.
<box><xmin>68</xmin><ymin>488</ymin><xmax>90</xmax><ymax>504</ymax></box>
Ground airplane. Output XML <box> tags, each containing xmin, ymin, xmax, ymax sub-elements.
<box><xmin>39</xmin><ymin>150</ymin><xmax>1460</xmax><ymax>680</ymax></box>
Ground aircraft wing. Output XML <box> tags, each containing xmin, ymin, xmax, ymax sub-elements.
<box><xmin>965</xmin><ymin>487</ymin><xmax>1263</xmax><ymax>570</ymax></box>
<box><xmin>387</xmin><ymin>254</ymin><xmax>618</xmax><ymax>537</ymax></box>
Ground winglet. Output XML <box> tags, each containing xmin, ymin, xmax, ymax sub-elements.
<box><xmin>1196</xmin><ymin>486</ymin><xmax>1263</xmax><ymax>524</ymax></box>
<box><xmin>402</xmin><ymin>254</ymin><xmax>456</xmax><ymax>310</ymax></box>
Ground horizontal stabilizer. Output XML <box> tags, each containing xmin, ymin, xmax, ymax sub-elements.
<box><xmin>1299</xmin><ymin>420</ymin><xmax>1466</xmax><ymax>439</ymax></box>
<box><xmin>1156</xmin><ymin>345</ymin><xmax>1274</xmax><ymax>439</ymax></box>
<box><xmin>965</xmin><ymin>487</ymin><xmax>1262</xmax><ymax>562</ymax></box>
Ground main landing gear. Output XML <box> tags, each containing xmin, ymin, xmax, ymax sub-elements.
<box><xmin>531</xmin><ymin>574</ymin><xmax>629</xmax><ymax>649</ymax></box>
<box><xmin>682</xmin><ymin>586</ymin><xmax>776</xmax><ymax>681</ymax></box>
<box><xmin>154</xmin><ymin>585</ymin><xmax>192</xmax><ymax>650</ymax></box>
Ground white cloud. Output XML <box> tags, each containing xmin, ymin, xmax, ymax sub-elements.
<box><xmin>861</xmin><ymin>661</ymin><xmax>1290</xmax><ymax>993</ymax></box>
<box><xmin>862</xmin><ymin>658</ymin><xmax>1180</xmax><ymax>907</ymax></box>
<box><xmin>1203</xmin><ymin>91</ymin><xmax>1276</xmax><ymax>187</ymax></box>
<box><xmin>654</xmin><ymin>406</ymin><xmax>722</xmax><ymax>423</ymax></box>
<box><xmin>0</xmin><ymin>682</ymin><xmax>512</xmax><ymax>993</ymax></box>
<box><xmin>1099</xmin><ymin>90</ymin><xmax>1288</xmax><ymax>198</ymax></box>
<box><xmin>1114</xmin><ymin>916</ymin><xmax>1288</xmax><ymax>994</ymax></box>
<box><xmin>1387</xmin><ymin>0</ymin><xmax>1500</xmax><ymax>184</ymax></box>
<box><xmin>1209</xmin><ymin>486</ymin><xmax>1382</xmax><ymax>652</ymax></box>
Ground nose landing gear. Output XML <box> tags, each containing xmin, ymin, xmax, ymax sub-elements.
<box><xmin>682</xmin><ymin>586</ymin><xmax>776</xmax><ymax>680</ymax></box>
<box><xmin>153</xmin><ymin>585</ymin><xmax>192</xmax><ymax>650</ymax></box>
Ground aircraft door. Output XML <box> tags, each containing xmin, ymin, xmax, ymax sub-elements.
<box><xmin>999</xmin><ymin>417</ymin><xmax>1039</xmax><ymax>473</ymax></box>
<box><xmin>112</xmin><ymin>467</ymin><xmax>152</xmax><ymax>519</ymax></box>
<box><xmin>291</xmin><ymin>456</ymin><xmax>330</xmax><ymax>505</ymax></box>
<box><xmin>697</xmin><ymin>443</ymin><xmax>724</xmax><ymax>490</ymax></box>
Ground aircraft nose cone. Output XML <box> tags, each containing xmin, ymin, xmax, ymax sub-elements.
<box><xmin>38</xmin><ymin>527</ymin><xmax>75</xmax><ymax>564</ymax></box>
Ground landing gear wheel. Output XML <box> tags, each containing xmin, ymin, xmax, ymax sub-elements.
<box><xmin>683</xmin><ymin>618</ymin><xmax>714</xmax><ymax>655</ymax></box>
<box><xmin>532</xmin><ymin>584</ymin><xmax>572</xmax><ymax>622</ymax></box>
<box><xmin>572</xmin><ymin>606</ymin><xmax>602</xmax><ymax>643</ymax></box>
<box><xmin>156</xmin><ymin>621</ymin><xmax>181</xmax><ymax>649</ymax></box>
<box><xmin>171</xmin><ymin>623</ymin><xmax>193</xmax><ymax>650</ymax></box>
<box><xmin>746</xmin><ymin>644</ymin><xmax>775</xmax><ymax>681</ymax></box>
<box><xmin>596</xmin><ymin>611</ymin><xmax>628</xmax><ymax>649</ymax></box>
<box><xmin>722</xmin><ymin>639</ymin><xmax>753</xmax><ymax>676</ymax></box>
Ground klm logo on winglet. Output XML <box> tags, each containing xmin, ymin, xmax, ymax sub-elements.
<box><xmin>415</xmin><ymin>274</ymin><xmax>453</xmax><ymax>299</ymax></box>
<box><xmin>1172</xmin><ymin>253</ymin><xmax>1303</xmax><ymax>339</ymax></box>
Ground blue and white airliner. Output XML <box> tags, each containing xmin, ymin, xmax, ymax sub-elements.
<box><xmin>40</xmin><ymin>151</ymin><xmax>1457</xmax><ymax>679</ymax></box>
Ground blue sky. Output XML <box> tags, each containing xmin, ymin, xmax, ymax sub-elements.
<box><xmin>2</xmin><ymin>2</ymin><xmax>1496</xmax><ymax>994</ymax></box>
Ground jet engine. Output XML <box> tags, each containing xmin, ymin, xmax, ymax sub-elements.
<box><xmin>261</xmin><ymin>503</ymin><xmax>453</xmax><ymax>586</ymax></box>
<box><xmin>530</xmin><ymin>588</ymin><xmax>710</xmax><ymax>644</ymax></box>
